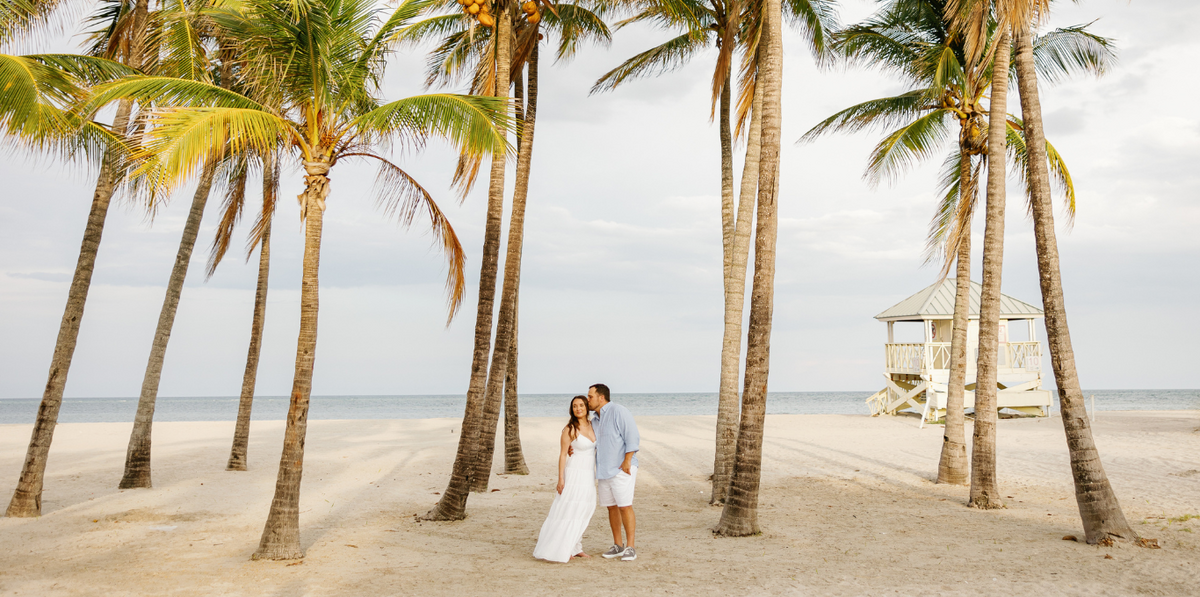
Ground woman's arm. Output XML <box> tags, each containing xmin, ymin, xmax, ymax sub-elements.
<box><xmin>557</xmin><ymin>427</ymin><xmax>571</xmax><ymax>494</ymax></box>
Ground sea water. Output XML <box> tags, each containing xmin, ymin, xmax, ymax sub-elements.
<box><xmin>0</xmin><ymin>389</ymin><xmax>1196</xmax><ymax>425</ymax></box>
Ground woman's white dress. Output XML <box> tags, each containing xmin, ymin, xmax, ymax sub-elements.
<box><xmin>532</xmin><ymin>434</ymin><xmax>597</xmax><ymax>563</ymax></box>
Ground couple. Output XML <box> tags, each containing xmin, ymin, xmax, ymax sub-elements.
<box><xmin>532</xmin><ymin>384</ymin><xmax>640</xmax><ymax>563</ymax></box>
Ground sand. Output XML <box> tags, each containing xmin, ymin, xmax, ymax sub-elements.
<box><xmin>0</xmin><ymin>411</ymin><xmax>1197</xmax><ymax>596</ymax></box>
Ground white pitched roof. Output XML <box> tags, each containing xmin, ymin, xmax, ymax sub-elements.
<box><xmin>874</xmin><ymin>278</ymin><xmax>1043</xmax><ymax>321</ymax></box>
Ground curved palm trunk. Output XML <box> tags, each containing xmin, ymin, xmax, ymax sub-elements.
<box><xmin>473</xmin><ymin>39</ymin><xmax>538</xmax><ymax>491</ymax></box>
<box><xmin>1013</xmin><ymin>31</ymin><xmax>1133</xmax><ymax>543</ymax></box>
<box><xmin>6</xmin><ymin>97</ymin><xmax>135</xmax><ymax>517</ymax></box>
<box><xmin>426</xmin><ymin>8</ymin><xmax>512</xmax><ymax>519</ymax></box>
<box><xmin>715</xmin><ymin>0</ymin><xmax>782</xmax><ymax>536</ymax></box>
<box><xmin>969</xmin><ymin>30</ymin><xmax>1011</xmax><ymax>510</ymax></box>
<box><xmin>937</xmin><ymin>154</ymin><xmax>975</xmax><ymax>486</ymax></box>
<box><xmin>227</xmin><ymin>190</ymin><xmax>274</xmax><ymax>472</ymax></box>
<box><xmin>252</xmin><ymin>162</ymin><xmax>328</xmax><ymax>560</ymax></box>
<box><xmin>6</xmin><ymin>0</ymin><xmax>148</xmax><ymax>517</ymax></box>
<box><xmin>712</xmin><ymin>78</ymin><xmax>762</xmax><ymax>505</ymax></box>
<box><xmin>120</xmin><ymin>162</ymin><xmax>217</xmax><ymax>489</ymax></box>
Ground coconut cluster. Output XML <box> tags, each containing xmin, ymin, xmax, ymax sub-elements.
<box><xmin>457</xmin><ymin>0</ymin><xmax>496</xmax><ymax>27</ymax></box>
<box><xmin>457</xmin><ymin>0</ymin><xmax>542</xmax><ymax>28</ymax></box>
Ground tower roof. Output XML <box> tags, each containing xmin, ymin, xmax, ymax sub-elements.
<box><xmin>874</xmin><ymin>278</ymin><xmax>1044</xmax><ymax>321</ymax></box>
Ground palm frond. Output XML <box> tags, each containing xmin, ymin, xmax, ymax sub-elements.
<box><xmin>784</xmin><ymin>0</ymin><xmax>839</xmax><ymax>65</ymax></box>
<box><xmin>864</xmin><ymin>107</ymin><xmax>951</xmax><ymax>187</ymax></box>
<box><xmin>544</xmin><ymin>3</ymin><xmax>613</xmax><ymax>62</ymax></box>
<box><xmin>1029</xmin><ymin>22</ymin><xmax>1116</xmax><ymax>85</ymax></box>
<box><xmin>799</xmin><ymin>90</ymin><xmax>931</xmax><ymax>143</ymax></box>
<box><xmin>347</xmin><ymin>93</ymin><xmax>514</xmax><ymax>160</ymax></box>
<box><xmin>357</xmin><ymin>152</ymin><xmax>467</xmax><ymax>324</ymax></box>
<box><xmin>590</xmin><ymin>30</ymin><xmax>710</xmax><ymax>94</ymax></box>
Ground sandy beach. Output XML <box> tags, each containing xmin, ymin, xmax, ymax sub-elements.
<box><xmin>1</xmin><ymin>411</ymin><xmax>1197</xmax><ymax>596</ymax></box>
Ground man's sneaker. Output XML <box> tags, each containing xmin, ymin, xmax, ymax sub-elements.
<box><xmin>620</xmin><ymin>547</ymin><xmax>637</xmax><ymax>561</ymax></box>
<box><xmin>601</xmin><ymin>544</ymin><xmax>625</xmax><ymax>559</ymax></box>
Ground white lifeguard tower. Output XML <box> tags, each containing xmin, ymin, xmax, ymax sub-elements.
<box><xmin>866</xmin><ymin>278</ymin><xmax>1052</xmax><ymax>424</ymax></box>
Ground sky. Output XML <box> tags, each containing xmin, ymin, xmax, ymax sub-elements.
<box><xmin>1</xmin><ymin>0</ymin><xmax>1197</xmax><ymax>399</ymax></box>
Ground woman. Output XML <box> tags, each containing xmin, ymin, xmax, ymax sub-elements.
<box><xmin>532</xmin><ymin>396</ymin><xmax>597</xmax><ymax>562</ymax></box>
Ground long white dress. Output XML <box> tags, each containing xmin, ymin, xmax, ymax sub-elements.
<box><xmin>532</xmin><ymin>434</ymin><xmax>597</xmax><ymax>563</ymax></box>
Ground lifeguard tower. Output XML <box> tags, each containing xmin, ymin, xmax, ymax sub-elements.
<box><xmin>866</xmin><ymin>278</ymin><xmax>1052</xmax><ymax>424</ymax></box>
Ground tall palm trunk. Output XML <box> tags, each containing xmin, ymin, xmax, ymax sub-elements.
<box><xmin>228</xmin><ymin>157</ymin><xmax>277</xmax><ymax>472</ymax></box>
<box><xmin>715</xmin><ymin>0</ymin><xmax>781</xmax><ymax>536</ymax></box>
<box><xmin>502</xmin><ymin>44</ymin><xmax>540</xmax><ymax>477</ymax></box>
<box><xmin>6</xmin><ymin>0</ymin><xmax>148</xmax><ymax>518</ymax></box>
<box><xmin>426</xmin><ymin>7</ymin><xmax>512</xmax><ymax>519</ymax></box>
<box><xmin>472</xmin><ymin>38</ymin><xmax>538</xmax><ymax>491</ymax></box>
<box><xmin>252</xmin><ymin>160</ymin><xmax>328</xmax><ymax>560</ymax></box>
<box><xmin>120</xmin><ymin>162</ymin><xmax>217</xmax><ymax>489</ymax></box>
<box><xmin>969</xmin><ymin>30</ymin><xmax>1010</xmax><ymax>509</ymax></box>
<box><xmin>711</xmin><ymin>76</ymin><xmax>762</xmax><ymax>505</ymax></box>
<box><xmin>937</xmin><ymin>153</ymin><xmax>975</xmax><ymax>486</ymax></box>
<box><xmin>1013</xmin><ymin>30</ymin><xmax>1133</xmax><ymax>543</ymax></box>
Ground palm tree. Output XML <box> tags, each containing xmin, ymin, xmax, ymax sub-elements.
<box><xmin>220</xmin><ymin>150</ymin><xmax>278</xmax><ymax>472</ymax></box>
<box><xmin>89</xmin><ymin>0</ymin><xmax>512</xmax><ymax>558</ymax></box>
<box><xmin>713</xmin><ymin>0</ymin><xmax>781</xmax><ymax>536</ymax></box>
<box><xmin>4</xmin><ymin>0</ymin><xmax>149</xmax><ymax>519</ymax></box>
<box><xmin>471</xmin><ymin>1</ymin><xmax>611</xmax><ymax>491</ymax></box>
<box><xmin>592</xmin><ymin>0</ymin><xmax>835</xmax><ymax>505</ymax></box>
<box><xmin>801</xmin><ymin>0</ymin><xmax>1105</xmax><ymax>486</ymax></box>
<box><xmin>117</xmin><ymin>0</ymin><xmax>236</xmax><ymax>489</ymax></box>
<box><xmin>1010</xmin><ymin>13</ymin><xmax>1134</xmax><ymax>544</ymax></box>
<box><xmin>405</xmin><ymin>0</ymin><xmax>611</xmax><ymax>514</ymax></box>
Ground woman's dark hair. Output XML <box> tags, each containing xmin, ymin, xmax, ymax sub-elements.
<box><xmin>566</xmin><ymin>395</ymin><xmax>588</xmax><ymax>440</ymax></box>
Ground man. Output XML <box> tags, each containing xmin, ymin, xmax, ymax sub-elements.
<box><xmin>587</xmin><ymin>383</ymin><xmax>639</xmax><ymax>561</ymax></box>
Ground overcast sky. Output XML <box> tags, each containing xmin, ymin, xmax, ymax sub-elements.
<box><xmin>1</xmin><ymin>0</ymin><xmax>1197</xmax><ymax>399</ymax></box>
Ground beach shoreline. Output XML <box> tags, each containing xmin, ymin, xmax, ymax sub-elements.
<box><xmin>1</xmin><ymin>412</ymin><xmax>1197</xmax><ymax>596</ymax></box>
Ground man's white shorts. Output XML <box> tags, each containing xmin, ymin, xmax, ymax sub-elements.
<box><xmin>598</xmin><ymin>466</ymin><xmax>638</xmax><ymax>508</ymax></box>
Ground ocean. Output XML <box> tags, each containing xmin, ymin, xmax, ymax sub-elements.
<box><xmin>0</xmin><ymin>390</ymin><xmax>1196</xmax><ymax>425</ymax></box>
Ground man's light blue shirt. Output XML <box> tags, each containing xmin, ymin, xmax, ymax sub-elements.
<box><xmin>591</xmin><ymin>401</ymin><xmax>639</xmax><ymax>480</ymax></box>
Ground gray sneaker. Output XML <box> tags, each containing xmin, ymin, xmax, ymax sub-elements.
<box><xmin>620</xmin><ymin>547</ymin><xmax>637</xmax><ymax>561</ymax></box>
<box><xmin>601</xmin><ymin>544</ymin><xmax>625</xmax><ymax>559</ymax></box>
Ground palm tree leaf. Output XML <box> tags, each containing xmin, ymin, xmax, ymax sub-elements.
<box><xmin>864</xmin><ymin>107</ymin><xmax>950</xmax><ymax>186</ymax></box>
<box><xmin>353</xmin><ymin>152</ymin><xmax>467</xmax><ymax>324</ymax></box>
<box><xmin>347</xmin><ymin>93</ymin><xmax>514</xmax><ymax>160</ymax></box>
<box><xmin>543</xmin><ymin>3</ymin><xmax>613</xmax><ymax>62</ymax></box>
<box><xmin>590</xmin><ymin>30</ymin><xmax>710</xmax><ymax>94</ymax></box>
<box><xmin>1029</xmin><ymin>22</ymin><xmax>1116</xmax><ymax>85</ymax></box>
<box><xmin>783</xmin><ymin>0</ymin><xmax>839</xmax><ymax>65</ymax></box>
<box><xmin>798</xmin><ymin>89</ymin><xmax>930</xmax><ymax>142</ymax></box>
<box><xmin>84</xmin><ymin>75</ymin><xmax>268</xmax><ymax>116</ymax></box>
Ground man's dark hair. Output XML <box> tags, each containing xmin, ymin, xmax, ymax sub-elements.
<box><xmin>590</xmin><ymin>383</ymin><xmax>610</xmax><ymax>402</ymax></box>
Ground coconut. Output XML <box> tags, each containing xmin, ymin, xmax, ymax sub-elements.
<box><xmin>468</xmin><ymin>3</ymin><xmax>480</xmax><ymax>14</ymax></box>
<box><xmin>527</xmin><ymin>10</ymin><xmax>540</xmax><ymax>23</ymax></box>
<box><xmin>479</xmin><ymin>2</ymin><xmax>490</xmax><ymax>12</ymax></box>
<box><xmin>522</xmin><ymin>1</ymin><xmax>536</xmax><ymax>13</ymax></box>
<box><xmin>478</xmin><ymin>12</ymin><xmax>495</xmax><ymax>27</ymax></box>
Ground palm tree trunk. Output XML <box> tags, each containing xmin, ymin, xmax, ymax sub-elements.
<box><xmin>502</xmin><ymin>294</ymin><xmax>527</xmax><ymax>474</ymax></box>
<box><xmin>711</xmin><ymin>75</ymin><xmax>762</xmax><ymax>505</ymax></box>
<box><xmin>252</xmin><ymin>162</ymin><xmax>328</xmax><ymax>560</ymax></box>
<box><xmin>6</xmin><ymin>0</ymin><xmax>148</xmax><ymax>517</ymax></box>
<box><xmin>969</xmin><ymin>30</ymin><xmax>1011</xmax><ymax>510</ymax></box>
<box><xmin>119</xmin><ymin>162</ymin><xmax>217</xmax><ymax>489</ymax></box>
<box><xmin>715</xmin><ymin>0</ymin><xmax>782</xmax><ymax>537</ymax></box>
<box><xmin>472</xmin><ymin>37</ymin><xmax>536</xmax><ymax>492</ymax></box>
<box><xmin>1013</xmin><ymin>30</ymin><xmax>1134</xmax><ymax>543</ymax></box>
<box><xmin>937</xmin><ymin>153</ymin><xmax>975</xmax><ymax>486</ymax></box>
<box><xmin>425</xmin><ymin>7</ymin><xmax>512</xmax><ymax>519</ymax></box>
<box><xmin>503</xmin><ymin>46</ymin><xmax>539</xmax><ymax>477</ymax></box>
<box><xmin>6</xmin><ymin>97</ymin><xmax>135</xmax><ymax>517</ymax></box>
<box><xmin>227</xmin><ymin>170</ymin><xmax>274</xmax><ymax>472</ymax></box>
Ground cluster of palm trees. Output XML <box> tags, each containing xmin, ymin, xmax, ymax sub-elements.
<box><xmin>0</xmin><ymin>0</ymin><xmax>1140</xmax><ymax>563</ymax></box>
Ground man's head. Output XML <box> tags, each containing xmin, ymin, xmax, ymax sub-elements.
<box><xmin>587</xmin><ymin>384</ymin><xmax>610</xmax><ymax>411</ymax></box>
